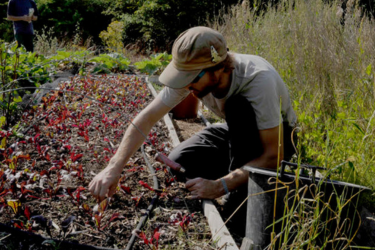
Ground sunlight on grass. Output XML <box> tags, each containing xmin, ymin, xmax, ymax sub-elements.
<box><xmin>211</xmin><ymin>0</ymin><xmax>375</xmax><ymax>192</ymax></box>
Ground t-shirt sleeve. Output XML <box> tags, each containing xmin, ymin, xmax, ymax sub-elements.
<box><xmin>157</xmin><ymin>87</ymin><xmax>190</xmax><ymax>108</ymax></box>
<box><xmin>7</xmin><ymin>0</ymin><xmax>17</xmax><ymax>16</ymax></box>
<box><xmin>31</xmin><ymin>0</ymin><xmax>39</xmax><ymax>16</ymax></box>
<box><xmin>243</xmin><ymin>72</ymin><xmax>282</xmax><ymax>130</ymax></box>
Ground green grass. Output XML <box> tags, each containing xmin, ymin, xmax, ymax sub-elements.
<box><xmin>211</xmin><ymin>0</ymin><xmax>375</xmax><ymax>191</ymax></box>
<box><xmin>209</xmin><ymin>1</ymin><xmax>375</xmax><ymax>248</ymax></box>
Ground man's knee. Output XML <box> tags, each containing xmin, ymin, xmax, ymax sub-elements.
<box><xmin>168</xmin><ymin>124</ymin><xmax>231</xmax><ymax>179</ymax></box>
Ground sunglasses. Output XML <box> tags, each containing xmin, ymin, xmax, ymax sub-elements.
<box><xmin>191</xmin><ymin>70</ymin><xmax>206</xmax><ymax>83</ymax></box>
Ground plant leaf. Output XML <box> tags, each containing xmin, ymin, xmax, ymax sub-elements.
<box><xmin>109</xmin><ymin>213</ymin><xmax>124</xmax><ymax>223</ymax></box>
<box><xmin>120</xmin><ymin>185</ymin><xmax>131</xmax><ymax>195</ymax></box>
<box><xmin>99</xmin><ymin>198</ymin><xmax>108</xmax><ymax>213</ymax></box>
<box><xmin>24</xmin><ymin>206</ymin><xmax>31</xmax><ymax>220</ymax></box>
<box><xmin>139</xmin><ymin>180</ymin><xmax>154</xmax><ymax>191</ymax></box>
<box><xmin>7</xmin><ymin>199</ymin><xmax>21</xmax><ymax>214</ymax></box>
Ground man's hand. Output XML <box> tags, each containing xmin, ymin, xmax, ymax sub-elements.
<box><xmin>23</xmin><ymin>15</ymin><xmax>32</xmax><ymax>22</ymax></box>
<box><xmin>89</xmin><ymin>164</ymin><xmax>123</xmax><ymax>202</ymax></box>
<box><xmin>185</xmin><ymin>177</ymin><xmax>224</xmax><ymax>200</ymax></box>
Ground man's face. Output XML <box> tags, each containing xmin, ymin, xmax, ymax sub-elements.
<box><xmin>185</xmin><ymin>71</ymin><xmax>220</xmax><ymax>98</ymax></box>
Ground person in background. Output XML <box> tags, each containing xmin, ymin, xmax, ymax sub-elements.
<box><xmin>89</xmin><ymin>26</ymin><xmax>297</xmax><ymax>223</ymax></box>
<box><xmin>7</xmin><ymin>0</ymin><xmax>39</xmax><ymax>52</ymax></box>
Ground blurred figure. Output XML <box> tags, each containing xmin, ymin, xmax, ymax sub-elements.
<box><xmin>7</xmin><ymin>0</ymin><xmax>39</xmax><ymax>52</ymax></box>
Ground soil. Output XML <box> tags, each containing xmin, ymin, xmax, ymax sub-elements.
<box><xmin>0</xmin><ymin>75</ymin><xmax>214</xmax><ymax>250</ymax></box>
<box><xmin>172</xmin><ymin>118</ymin><xmax>205</xmax><ymax>143</ymax></box>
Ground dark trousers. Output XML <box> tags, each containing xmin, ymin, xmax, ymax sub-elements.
<box><xmin>169</xmin><ymin>95</ymin><xmax>296</xmax><ymax>180</ymax></box>
<box><xmin>15</xmin><ymin>34</ymin><xmax>34</xmax><ymax>52</ymax></box>
<box><xmin>168</xmin><ymin>95</ymin><xmax>297</xmax><ymax>236</ymax></box>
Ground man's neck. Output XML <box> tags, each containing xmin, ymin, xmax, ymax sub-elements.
<box><xmin>212</xmin><ymin>71</ymin><xmax>232</xmax><ymax>99</ymax></box>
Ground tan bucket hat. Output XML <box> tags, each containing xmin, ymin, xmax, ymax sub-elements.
<box><xmin>159</xmin><ymin>26</ymin><xmax>228</xmax><ymax>89</ymax></box>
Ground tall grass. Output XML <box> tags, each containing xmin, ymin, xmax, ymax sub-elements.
<box><xmin>210</xmin><ymin>0</ymin><xmax>375</xmax><ymax>191</ymax></box>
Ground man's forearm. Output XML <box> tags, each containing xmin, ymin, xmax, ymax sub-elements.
<box><xmin>7</xmin><ymin>15</ymin><xmax>37</xmax><ymax>22</ymax></box>
<box><xmin>107</xmin><ymin>96</ymin><xmax>171</xmax><ymax>171</ymax></box>
<box><xmin>218</xmin><ymin>168</ymin><xmax>249</xmax><ymax>196</ymax></box>
<box><xmin>108</xmin><ymin>114</ymin><xmax>154</xmax><ymax>171</ymax></box>
<box><xmin>219</xmin><ymin>153</ymin><xmax>280</xmax><ymax>194</ymax></box>
<box><xmin>7</xmin><ymin>15</ymin><xmax>26</xmax><ymax>21</ymax></box>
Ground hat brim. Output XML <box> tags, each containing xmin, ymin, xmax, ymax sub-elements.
<box><xmin>159</xmin><ymin>61</ymin><xmax>201</xmax><ymax>89</ymax></box>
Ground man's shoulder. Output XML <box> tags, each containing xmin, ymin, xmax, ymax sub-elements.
<box><xmin>234</xmin><ymin>53</ymin><xmax>271</xmax><ymax>66</ymax></box>
<box><xmin>233</xmin><ymin>53</ymin><xmax>278</xmax><ymax>81</ymax></box>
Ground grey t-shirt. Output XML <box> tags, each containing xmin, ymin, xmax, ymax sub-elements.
<box><xmin>158</xmin><ymin>53</ymin><xmax>297</xmax><ymax>130</ymax></box>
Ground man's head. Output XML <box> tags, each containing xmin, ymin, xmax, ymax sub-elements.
<box><xmin>159</xmin><ymin>26</ymin><xmax>228</xmax><ymax>89</ymax></box>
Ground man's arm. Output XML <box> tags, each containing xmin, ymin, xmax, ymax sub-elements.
<box><xmin>186</xmin><ymin>124</ymin><xmax>283</xmax><ymax>199</ymax></box>
<box><xmin>89</xmin><ymin>96</ymin><xmax>172</xmax><ymax>202</ymax></box>
<box><xmin>7</xmin><ymin>15</ymin><xmax>32</xmax><ymax>22</ymax></box>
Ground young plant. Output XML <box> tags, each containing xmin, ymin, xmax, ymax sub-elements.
<box><xmin>93</xmin><ymin>198</ymin><xmax>108</xmax><ymax>231</ymax></box>
<box><xmin>169</xmin><ymin>211</ymin><xmax>194</xmax><ymax>233</ymax></box>
<box><xmin>132</xmin><ymin>226</ymin><xmax>162</xmax><ymax>249</ymax></box>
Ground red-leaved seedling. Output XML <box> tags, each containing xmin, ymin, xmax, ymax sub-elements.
<box><xmin>9</xmin><ymin>181</ymin><xmax>17</xmax><ymax>198</ymax></box>
<box><xmin>75</xmin><ymin>186</ymin><xmax>86</xmax><ymax>204</ymax></box>
<box><xmin>132</xmin><ymin>227</ymin><xmax>162</xmax><ymax>250</ymax></box>
<box><xmin>100</xmin><ymin>213</ymin><xmax>125</xmax><ymax>231</ymax></box>
<box><xmin>39</xmin><ymin>170</ymin><xmax>51</xmax><ymax>179</ymax></box>
<box><xmin>11</xmin><ymin>219</ymin><xmax>24</xmax><ymax>230</ymax></box>
<box><xmin>131</xmin><ymin>192</ymin><xmax>144</xmax><ymax>207</ymax></box>
<box><xmin>67</xmin><ymin>186</ymin><xmax>86</xmax><ymax>206</ymax></box>
<box><xmin>138</xmin><ymin>181</ymin><xmax>167</xmax><ymax>198</ymax></box>
<box><xmin>20</xmin><ymin>182</ymin><xmax>33</xmax><ymax>200</ymax></box>
<box><xmin>0</xmin><ymin>189</ymin><xmax>9</xmax><ymax>197</ymax></box>
<box><xmin>94</xmin><ymin>198</ymin><xmax>109</xmax><ymax>231</ymax></box>
<box><xmin>139</xmin><ymin>181</ymin><xmax>154</xmax><ymax>191</ymax></box>
<box><xmin>132</xmin><ymin>229</ymin><xmax>150</xmax><ymax>245</ymax></box>
<box><xmin>82</xmin><ymin>203</ymin><xmax>92</xmax><ymax>216</ymax></box>
<box><xmin>169</xmin><ymin>212</ymin><xmax>195</xmax><ymax>233</ymax></box>
<box><xmin>24</xmin><ymin>206</ymin><xmax>31</xmax><ymax>220</ymax></box>
<box><xmin>120</xmin><ymin>185</ymin><xmax>131</xmax><ymax>195</ymax></box>
<box><xmin>70</xmin><ymin>152</ymin><xmax>83</xmax><ymax>162</ymax></box>
<box><xmin>77</xmin><ymin>165</ymin><xmax>84</xmax><ymax>180</ymax></box>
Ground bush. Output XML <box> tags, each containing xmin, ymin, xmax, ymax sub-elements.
<box><xmin>119</xmin><ymin>0</ymin><xmax>240</xmax><ymax>53</ymax></box>
<box><xmin>99</xmin><ymin>21</ymin><xmax>124</xmax><ymax>53</ymax></box>
<box><xmin>35</xmin><ymin>0</ymin><xmax>112</xmax><ymax>44</ymax></box>
<box><xmin>0</xmin><ymin>0</ymin><xmax>15</xmax><ymax>42</ymax></box>
<box><xmin>134</xmin><ymin>52</ymin><xmax>171</xmax><ymax>75</ymax></box>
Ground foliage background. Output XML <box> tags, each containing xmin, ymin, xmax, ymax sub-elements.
<box><xmin>1</xmin><ymin>0</ymin><xmax>375</xmax><ymax>202</ymax></box>
<box><xmin>1</xmin><ymin>0</ymin><xmax>375</xmax><ymax>52</ymax></box>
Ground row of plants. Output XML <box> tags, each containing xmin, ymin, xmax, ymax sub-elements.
<box><xmin>0</xmin><ymin>41</ymin><xmax>172</xmax><ymax>130</ymax></box>
<box><xmin>0</xmin><ymin>74</ymin><xmax>210</xmax><ymax>249</ymax></box>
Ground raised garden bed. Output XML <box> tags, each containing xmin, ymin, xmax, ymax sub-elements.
<box><xmin>0</xmin><ymin>74</ymin><xmax>214</xmax><ymax>249</ymax></box>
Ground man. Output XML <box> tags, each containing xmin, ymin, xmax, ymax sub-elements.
<box><xmin>89</xmin><ymin>26</ymin><xmax>297</xmax><ymax>203</ymax></box>
<box><xmin>7</xmin><ymin>0</ymin><xmax>39</xmax><ymax>52</ymax></box>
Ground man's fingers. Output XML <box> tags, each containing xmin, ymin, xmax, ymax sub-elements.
<box><xmin>108</xmin><ymin>185</ymin><xmax>117</xmax><ymax>197</ymax></box>
<box><xmin>186</xmin><ymin>195</ymin><xmax>199</xmax><ymax>200</ymax></box>
<box><xmin>185</xmin><ymin>177</ymin><xmax>200</xmax><ymax>189</ymax></box>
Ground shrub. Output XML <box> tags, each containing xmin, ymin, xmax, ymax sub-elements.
<box><xmin>134</xmin><ymin>53</ymin><xmax>172</xmax><ymax>75</ymax></box>
<box><xmin>99</xmin><ymin>21</ymin><xmax>124</xmax><ymax>53</ymax></box>
<box><xmin>35</xmin><ymin>0</ymin><xmax>112</xmax><ymax>44</ymax></box>
<box><xmin>119</xmin><ymin>0</ymin><xmax>240</xmax><ymax>53</ymax></box>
